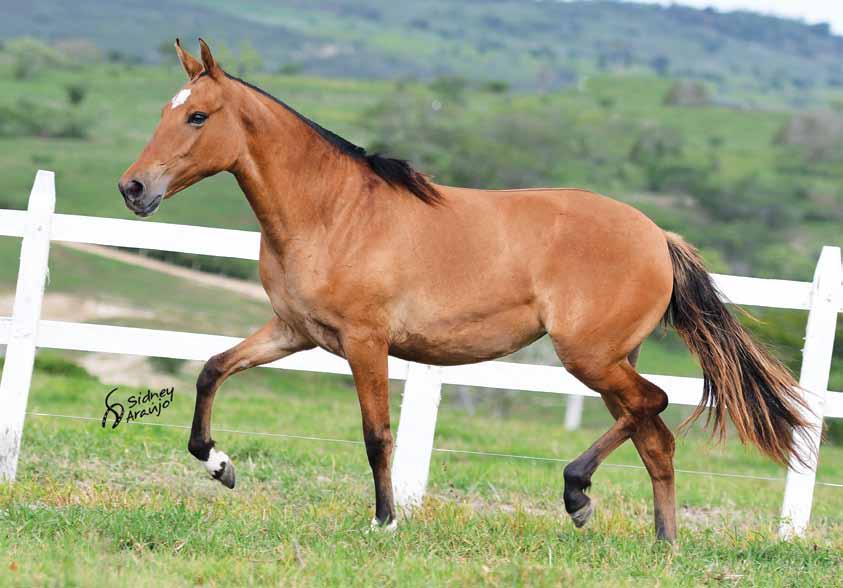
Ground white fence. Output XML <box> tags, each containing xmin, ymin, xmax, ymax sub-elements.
<box><xmin>0</xmin><ymin>170</ymin><xmax>841</xmax><ymax>538</ymax></box>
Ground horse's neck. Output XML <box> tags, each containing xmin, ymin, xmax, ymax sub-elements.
<box><xmin>232</xmin><ymin>118</ymin><xmax>369</xmax><ymax>253</ymax></box>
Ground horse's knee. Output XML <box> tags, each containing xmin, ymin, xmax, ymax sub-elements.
<box><xmin>197</xmin><ymin>354</ymin><xmax>225</xmax><ymax>394</ymax></box>
<box><xmin>363</xmin><ymin>425</ymin><xmax>393</xmax><ymax>465</ymax></box>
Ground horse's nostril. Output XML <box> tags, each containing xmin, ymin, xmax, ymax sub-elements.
<box><xmin>119</xmin><ymin>179</ymin><xmax>145</xmax><ymax>201</ymax></box>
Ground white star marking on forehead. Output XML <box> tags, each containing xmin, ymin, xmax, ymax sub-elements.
<box><xmin>171</xmin><ymin>88</ymin><xmax>191</xmax><ymax>109</ymax></box>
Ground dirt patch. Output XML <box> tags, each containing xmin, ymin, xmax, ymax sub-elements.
<box><xmin>0</xmin><ymin>291</ymin><xmax>155</xmax><ymax>323</ymax></box>
<box><xmin>78</xmin><ymin>353</ymin><xmax>188</xmax><ymax>386</ymax></box>
<box><xmin>57</xmin><ymin>242</ymin><xmax>267</xmax><ymax>301</ymax></box>
<box><xmin>679</xmin><ymin>504</ymin><xmax>743</xmax><ymax>531</ymax></box>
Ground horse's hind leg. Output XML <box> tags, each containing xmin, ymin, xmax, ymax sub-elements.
<box><xmin>188</xmin><ymin>316</ymin><xmax>312</xmax><ymax>487</ymax></box>
<box><xmin>623</xmin><ymin>345</ymin><xmax>677</xmax><ymax>541</ymax></box>
<box><xmin>560</xmin><ymin>359</ymin><xmax>671</xmax><ymax>538</ymax></box>
<box><xmin>630</xmin><ymin>415</ymin><xmax>676</xmax><ymax>540</ymax></box>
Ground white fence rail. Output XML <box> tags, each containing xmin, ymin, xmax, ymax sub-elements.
<box><xmin>0</xmin><ymin>171</ymin><xmax>840</xmax><ymax>538</ymax></box>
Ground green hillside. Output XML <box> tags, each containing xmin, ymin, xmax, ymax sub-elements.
<box><xmin>1</xmin><ymin>55</ymin><xmax>840</xmax><ymax>280</ymax></box>
<box><xmin>4</xmin><ymin>0</ymin><xmax>843</xmax><ymax>105</ymax></box>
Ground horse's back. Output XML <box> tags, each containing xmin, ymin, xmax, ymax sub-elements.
<box><xmin>436</xmin><ymin>184</ymin><xmax>670</xmax><ymax>268</ymax></box>
<box><xmin>431</xmin><ymin>185</ymin><xmax>674</xmax><ymax>363</ymax></box>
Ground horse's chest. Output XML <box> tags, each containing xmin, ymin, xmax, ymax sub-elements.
<box><xmin>260</xmin><ymin>261</ymin><xmax>349</xmax><ymax>357</ymax></box>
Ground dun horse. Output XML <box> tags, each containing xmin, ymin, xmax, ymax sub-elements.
<box><xmin>120</xmin><ymin>40</ymin><xmax>810</xmax><ymax>541</ymax></box>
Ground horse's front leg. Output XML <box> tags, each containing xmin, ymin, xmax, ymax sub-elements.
<box><xmin>344</xmin><ymin>333</ymin><xmax>396</xmax><ymax>529</ymax></box>
<box><xmin>188</xmin><ymin>316</ymin><xmax>313</xmax><ymax>487</ymax></box>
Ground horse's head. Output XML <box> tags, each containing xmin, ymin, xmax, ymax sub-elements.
<box><xmin>119</xmin><ymin>39</ymin><xmax>242</xmax><ymax>217</ymax></box>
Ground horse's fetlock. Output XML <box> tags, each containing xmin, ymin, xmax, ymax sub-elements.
<box><xmin>563</xmin><ymin>463</ymin><xmax>590</xmax><ymax>490</ymax></box>
<box><xmin>188</xmin><ymin>437</ymin><xmax>213</xmax><ymax>461</ymax></box>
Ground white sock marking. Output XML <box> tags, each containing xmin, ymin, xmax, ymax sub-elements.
<box><xmin>204</xmin><ymin>447</ymin><xmax>229</xmax><ymax>477</ymax></box>
<box><xmin>369</xmin><ymin>517</ymin><xmax>398</xmax><ymax>532</ymax></box>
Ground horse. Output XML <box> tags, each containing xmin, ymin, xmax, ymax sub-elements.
<box><xmin>119</xmin><ymin>39</ymin><xmax>810</xmax><ymax>542</ymax></box>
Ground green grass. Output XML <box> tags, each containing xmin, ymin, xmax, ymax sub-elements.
<box><xmin>0</xmin><ymin>353</ymin><xmax>841</xmax><ymax>586</ymax></box>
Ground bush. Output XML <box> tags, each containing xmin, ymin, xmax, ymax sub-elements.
<box><xmin>5</xmin><ymin>37</ymin><xmax>66</xmax><ymax>80</ymax></box>
<box><xmin>827</xmin><ymin>420</ymin><xmax>843</xmax><ymax>445</ymax></box>
<box><xmin>129</xmin><ymin>248</ymin><xmax>258</xmax><ymax>280</ymax></box>
<box><xmin>0</xmin><ymin>98</ymin><xmax>93</xmax><ymax>139</ymax></box>
<box><xmin>663</xmin><ymin>80</ymin><xmax>712</xmax><ymax>106</ymax></box>
<box><xmin>33</xmin><ymin>354</ymin><xmax>91</xmax><ymax>379</ymax></box>
<box><xmin>65</xmin><ymin>83</ymin><xmax>87</xmax><ymax>106</ymax></box>
<box><xmin>774</xmin><ymin>110</ymin><xmax>843</xmax><ymax>163</ymax></box>
<box><xmin>364</xmin><ymin>86</ymin><xmax>575</xmax><ymax>189</ymax></box>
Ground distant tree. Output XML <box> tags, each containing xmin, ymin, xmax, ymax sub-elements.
<box><xmin>808</xmin><ymin>22</ymin><xmax>831</xmax><ymax>37</ymax></box>
<box><xmin>663</xmin><ymin>80</ymin><xmax>711</xmax><ymax>106</ymax></box>
<box><xmin>106</xmin><ymin>49</ymin><xmax>141</xmax><ymax>65</ymax></box>
<box><xmin>629</xmin><ymin>126</ymin><xmax>684</xmax><ymax>164</ymax></box>
<box><xmin>53</xmin><ymin>39</ymin><xmax>101</xmax><ymax>64</ymax></box>
<box><xmin>650</xmin><ymin>55</ymin><xmax>670</xmax><ymax>77</ymax></box>
<box><xmin>483</xmin><ymin>80</ymin><xmax>509</xmax><ymax>94</ymax></box>
<box><xmin>629</xmin><ymin>126</ymin><xmax>699</xmax><ymax>192</ymax></box>
<box><xmin>0</xmin><ymin>97</ymin><xmax>92</xmax><ymax>139</ymax></box>
<box><xmin>65</xmin><ymin>83</ymin><xmax>87</xmax><ymax>106</ymax></box>
<box><xmin>598</xmin><ymin>96</ymin><xmax>616</xmax><ymax>110</ymax></box>
<box><xmin>278</xmin><ymin>63</ymin><xmax>304</xmax><ymax>76</ymax></box>
<box><xmin>774</xmin><ymin>110</ymin><xmax>843</xmax><ymax>163</ymax></box>
<box><xmin>363</xmin><ymin>87</ymin><xmax>572</xmax><ymax>190</ymax></box>
<box><xmin>408</xmin><ymin>18</ymin><xmax>430</xmax><ymax>30</ymax></box>
<box><xmin>430</xmin><ymin>76</ymin><xmax>467</xmax><ymax>102</ymax></box>
<box><xmin>6</xmin><ymin>37</ymin><xmax>65</xmax><ymax>80</ymax></box>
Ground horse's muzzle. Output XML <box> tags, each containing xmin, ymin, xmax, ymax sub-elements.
<box><xmin>118</xmin><ymin>179</ymin><xmax>163</xmax><ymax>217</ymax></box>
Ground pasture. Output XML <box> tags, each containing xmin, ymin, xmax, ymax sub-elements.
<box><xmin>1</xmin><ymin>46</ymin><xmax>842</xmax><ymax>588</ymax></box>
<box><xmin>1</xmin><ymin>348</ymin><xmax>841</xmax><ymax>586</ymax></box>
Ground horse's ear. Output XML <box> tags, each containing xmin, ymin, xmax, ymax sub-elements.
<box><xmin>198</xmin><ymin>38</ymin><xmax>222</xmax><ymax>79</ymax></box>
<box><xmin>174</xmin><ymin>38</ymin><xmax>202</xmax><ymax>79</ymax></box>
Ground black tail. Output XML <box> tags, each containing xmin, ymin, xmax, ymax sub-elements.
<box><xmin>663</xmin><ymin>232</ymin><xmax>813</xmax><ymax>467</ymax></box>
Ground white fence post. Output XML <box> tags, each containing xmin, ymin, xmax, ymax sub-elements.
<box><xmin>564</xmin><ymin>395</ymin><xmax>584</xmax><ymax>430</ymax></box>
<box><xmin>0</xmin><ymin>170</ymin><xmax>55</xmax><ymax>482</ymax></box>
<box><xmin>779</xmin><ymin>246</ymin><xmax>841</xmax><ymax>539</ymax></box>
<box><xmin>391</xmin><ymin>362</ymin><xmax>443</xmax><ymax>512</ymax></box>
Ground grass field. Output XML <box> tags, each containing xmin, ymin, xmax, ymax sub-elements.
<box><xmin>0</xmin><ymin>349</ymin><xmax>841</xmax><ymax>587</ymax></box>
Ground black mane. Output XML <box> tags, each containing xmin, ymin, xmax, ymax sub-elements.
<box><xmin>224</xmin><ymin>73</ymin><xmax>442</xmax><ymax>205</ymax></box>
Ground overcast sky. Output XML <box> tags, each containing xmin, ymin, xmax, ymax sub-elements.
<box><xmin>635</xmin><ymin>1</ymin><xmax>843</xmax><ymax>34</ymax></box>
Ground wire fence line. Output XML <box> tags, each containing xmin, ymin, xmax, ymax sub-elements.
<box><xmin>25</xmin><ymin>411</ymin><xmax>843</xmax><ymax>489</ymax></box>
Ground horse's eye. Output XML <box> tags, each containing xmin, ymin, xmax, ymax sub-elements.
<box><xmin>187</xmin><ymin>112</ymin><xmax>208</xmax><ymax>126</ymax></box>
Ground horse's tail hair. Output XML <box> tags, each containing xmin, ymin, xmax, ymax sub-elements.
<box><xmin>662</xmin><ymin>231</ymin><xmax>813</xmax><ymax>468</ymax></box>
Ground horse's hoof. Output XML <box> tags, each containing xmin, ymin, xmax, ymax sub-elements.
<box><xmin>204</xmin><ymin>448</ymin><xmax>236</xmax><ymax>489</ymax></box>
<box><xmin>569</xmin><ymin>500</ymin><xmax>594</xmax><ymax>528</ymax></box>
<box><xmin>368</xmin><ymin>517</ymin><xmax>398</xmax><ymax>533</ymax></box>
